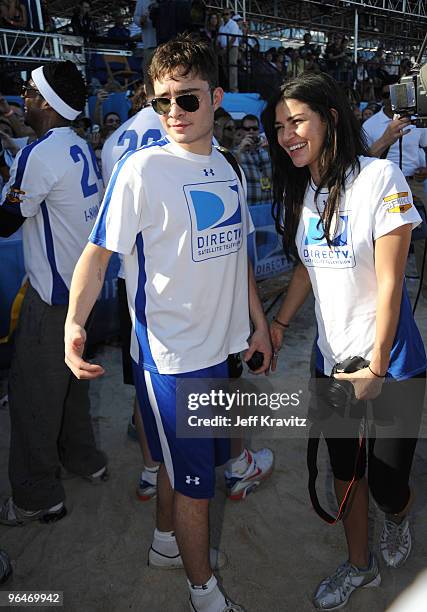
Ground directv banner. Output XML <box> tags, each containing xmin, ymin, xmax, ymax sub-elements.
<box><xmin>249</xmin><ymin>202</ymin><xmax>293</xmax><ymax>280</ymax></box>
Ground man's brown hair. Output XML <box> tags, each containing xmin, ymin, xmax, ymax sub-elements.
<box><xmin>148</xmin><ymin>34</ymin><xmax>218</xmax><ymax>89</ymax></box>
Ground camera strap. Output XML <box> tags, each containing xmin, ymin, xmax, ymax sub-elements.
<box><xmin>307</xmin><ymin>418</ymin><xmax>366</xmax><ymax>524</ymax></box>
<box><xmin>217</xmin><ymin>147</ymin><xmax>243</xmax><ymax>189</ymax></box>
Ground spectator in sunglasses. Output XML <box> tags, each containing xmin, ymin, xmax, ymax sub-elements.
<box><xmin>234</xmin><ymin>114</ymin><xmax>272</xmax><ymax>206</ymax></box>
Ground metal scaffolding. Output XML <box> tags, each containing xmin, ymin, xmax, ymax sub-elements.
<box><xmin>207</xmin><ymin>0</ymin><xmax>427</xmax><ymax>50</ymax></box>
<box><xmin>0</xmin><ymin>29</ymin><xmax>85</xmax><ymax>66</ymax></box>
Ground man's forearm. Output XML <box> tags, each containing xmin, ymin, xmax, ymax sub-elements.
<box><xmin>368</xmin><ymin>135</ymin><xmax>389</xmax><ymax>158</ymax></box>
<box><xmin>66</xmin><ymin>242</ymin><xmax>112</xmax><ymax>328</ymax></box>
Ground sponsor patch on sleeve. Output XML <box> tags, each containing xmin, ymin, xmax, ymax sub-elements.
<box><xmin>383</xmin><ymin>192</ymin><xmax>412</xmax><ymax>213</ymax></box>
<box><xmin>5</xmin><ymin>187</ymin><xmax>26</xmax><ymax>205</ymax></box>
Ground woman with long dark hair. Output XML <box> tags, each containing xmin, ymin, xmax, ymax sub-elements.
<box><xmin>262</xmin><ymin>72</ymin><xmax>426</xmax><ymax>610</ymax></box>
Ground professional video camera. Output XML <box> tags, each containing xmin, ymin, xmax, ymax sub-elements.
<box><xmin>389</xmin><ymin>33</ymin><xmax>427</xmax><ymax>127</ymax></box>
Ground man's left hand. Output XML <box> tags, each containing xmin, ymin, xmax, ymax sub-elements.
<box><xmin>244</xmin><ymin>328</ymin><xmax>272</xmax><ymax>375</ymax></box>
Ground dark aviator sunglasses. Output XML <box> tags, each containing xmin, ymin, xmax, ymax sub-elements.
<box><xmin>151</xmin><ymin>92</ymin><xmax>205</xmax><ymax>115</ymax></box>
<box><xmin>21</xmin><ymin>84</ymin><xmax>40</xmax><ymax>97</ymax></box>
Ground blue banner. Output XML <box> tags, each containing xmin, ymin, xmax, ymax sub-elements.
<box><xmin>249</xmin><ymin>202</ymin><xmax>292</xmax><ymax>280</ymax></box>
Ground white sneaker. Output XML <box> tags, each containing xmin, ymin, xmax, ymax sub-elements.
<box><xmin>189</xmin><ymin>596</ymin><xmax>245</xmax><ymax>612</ymax></box>
<box><xmin>380</xmin><ymin>516</ymin><xmax>411</xmax><ymax>568</ymax></box>
<box><xmin>313</xmin><ymin>553</ymin><xmax>381</xmax><ymax>610</ymax></box>
<box><xmin>136</xmin><ymin>468</ymin><xmax>158</xmax><ymax>501</ymax></box>
<box><xmin>148</xmin><ymin>546</ymin><xmax>227</xmax><ymax>570</ymax></box>
<box><xmin>225</xmin><ymin>448</ymin><xmax>274</xmax><ymax>501</ymax></box>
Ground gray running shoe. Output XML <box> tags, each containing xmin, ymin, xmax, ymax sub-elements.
<box><xmin>380</xmin><ymin>516</ymin><xmax>411</xmax><ymax>568</ymax></box>
<box><xmin>0</xmin><ymin>550</ymin><xmax>12</xmax><ymax>584</ymax></box>
<box><xmin>0</xmin><ymin>497</ymin><xmax>66</xmax><ymax>526</ymax></box>
<box><xmin>313</xmin><ymin>553</ymin><xmax>381</xmax><ymax>610</ymax></box>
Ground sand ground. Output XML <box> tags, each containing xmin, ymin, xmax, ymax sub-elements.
<box><xmin>0</xmin><ymin>262</ymin><xmax>426</xmax><ymax>612</ymax></box>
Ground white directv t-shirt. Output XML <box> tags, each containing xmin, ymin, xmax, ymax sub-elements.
<box><xmin>363</xmin><ymin>110</ymin><xmax>427</xmax><ymax>177</ymax></box>
<box><xmin>296</xmin><ymin>156</ymin><xmax>426</xmax><ymax>380</ymax></box>
<box><xmin>90</xmin><ymin>136</ymin><xmax>253</xmax><ymax>374</ymax></box>
<box><xmin>218</xmin><ymin>19</ymin><xmax>240</xmax><ymax>47</ymax></box>
<box><xmin>1</xmin><ymin>127</ymin><xmax>103</xmax><ymax>305</ymax></box>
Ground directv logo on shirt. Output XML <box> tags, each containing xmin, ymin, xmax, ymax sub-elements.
<box><xmin>184</xmin><ymin>180</ymin><xmax>243</xmax><ymax>262</ymax></box>
<box><xmin>301</xmin><ymin>214</ymin><xmax>355</xmax><ymax>269</ymax></box>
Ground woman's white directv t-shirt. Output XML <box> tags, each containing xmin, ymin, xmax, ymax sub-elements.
<box><xmin>296</xmin><ymin>156</ymin><xmax>426</xmax><ymax>379</ymax></box>
<box><xmin>91</xmin><ymin>136</ymin><xmax>253</xmax><ymax>375</ymax></box>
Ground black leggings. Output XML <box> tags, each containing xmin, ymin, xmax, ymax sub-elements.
<box><xmin>314</xmin><ymin>370</ymin><xmax>426</xmax><ymax>515</ymax></box>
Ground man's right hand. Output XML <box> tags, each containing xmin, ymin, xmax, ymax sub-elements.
<box><xmin>96</xmin><ymin>89</ymin><xmax>109</xmax><ymax>103</ymax></box>
<box><xmin>64</xmin><ymin>321</ymin><xmax>105</xmax><ymax>380</ymax></box>
<box><xmin>237</xmin><ymin>134</ymin><xmax>255</xmax><ymax>153</ymax></box>
<box><xmin>382</xmin><ymin>115</ymin><xmax>411</xmax><ymax>147</ymax></box>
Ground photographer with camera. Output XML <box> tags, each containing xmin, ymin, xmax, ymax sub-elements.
<box><xmin>262</xmin><ymin>72</ymin><xmax>426</xmax><ymax>610</ymax></box>
<box><xmin>234</xmin><ymin>114</ymin><xmax>272</xmax><ymax>206</ymax></box>
<box><xmin>364</xmin><ymin>77</ymin><xmax>427</xmax><ymax>298</ymax></box>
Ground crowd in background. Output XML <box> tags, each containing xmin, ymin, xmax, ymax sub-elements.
<box><xmin>0</xmin><ymin>4</ymin><xmax>422</xmax><ymax>202</ymax></box>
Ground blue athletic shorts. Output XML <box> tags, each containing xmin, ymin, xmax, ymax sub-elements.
<box><xmin>132</xmin><ymin>360</ymin><xmax>231</xmax><ymax>499</ymax></box>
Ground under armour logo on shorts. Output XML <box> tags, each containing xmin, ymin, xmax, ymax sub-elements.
<box><xmin>185</xmin><ymin>475</ymin><xmax>200</xmax><ymax>485</ymax></box>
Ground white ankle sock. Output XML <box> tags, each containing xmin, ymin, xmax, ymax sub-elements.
<box><xmin>91</xmin><ymin>466</ymin><xmax>106</xmax><ymax>478</ymax></box>
<box><xmin>152</xmin><ymin>528</ymin><xmax>179</xmax><ymax>557</ymax></box>
<box><xmin>48</xmin><ymin>502</ymin><xmax>63</xmax><ymax>512</ymax></box>
<box><xmin>141</xmin><ymin>466</ymin><xmax>159</xmax><ymax>485</ymax></box>
<box><xmin>227</xmin><ymin>448</ymin><xmax>252</xmax><ymax>476</ymax></box>
<box><xmin>189</xmin><ymin>575</ymin><xmax>227</xmax><ymax>612</ymax></box>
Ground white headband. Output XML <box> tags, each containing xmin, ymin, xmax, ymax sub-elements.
<box><xmin>31</xmin><ymin>66</ymin><xmax>81</xmax><ymax>120</ymax></box>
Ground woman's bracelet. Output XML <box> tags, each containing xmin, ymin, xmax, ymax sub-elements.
<box><xmin>368</xmin><ymin>365</ymin><xmax>386</xmax><ymax>378</ymax></box>
<box><xmin>272</xmin><ymin>317</ymin><xmax>290</xmax><ymax>329</ymax></box>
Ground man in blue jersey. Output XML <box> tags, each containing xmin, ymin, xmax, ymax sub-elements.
<box><xmin>0</xmin><ymin>61</ymin><xmax>107</xmax><ymax>526</ymax></box>
<box><xmin>65</xmin><ymin>36</ymin><xmax>271</xmax><ymax>612</ymax></box>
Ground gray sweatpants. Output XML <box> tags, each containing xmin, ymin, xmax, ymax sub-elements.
<box><xmin>8</xmin><ymin>285</ymin><xmax>105</xmax><ymax>510</ymax></box>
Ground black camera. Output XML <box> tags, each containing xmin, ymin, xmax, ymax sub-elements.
<box><xmin>246</xmin><ymin>350</ymin><xmax>264</xmax><ymax>371</ymax></box>
<box><xmin>309</xmin><ymin>356</ymin><xmax>370</xmax><ymax>422</ymax></box>
<box><xmin>328</xmin><ymin>356</ymin><xmax>370</xmax><ymax>416</ymax></box>
<box><xmin>389</xmin><ymin>33</ymin><xmax>427</xmax><ymax>128</ymax></box>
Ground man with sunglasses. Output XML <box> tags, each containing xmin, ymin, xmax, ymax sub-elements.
<box><xmin>65</xmin><ymin>35</ymin><xmax>271</xmax><ymax>612</ymax></box>
<box><xmin>0</xmin><ymin>61</ymin><xmax>106</xmax><ymax>526</ymax></box>
<box><xmin>234</xmin><ymin>114</ymin><xmax>272</xmax><ymax>206</ymax></box>
<box><xmin>364</xmin><ymin>77</ymin><xmax>427</xmax><ymax>296</ymax></box>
